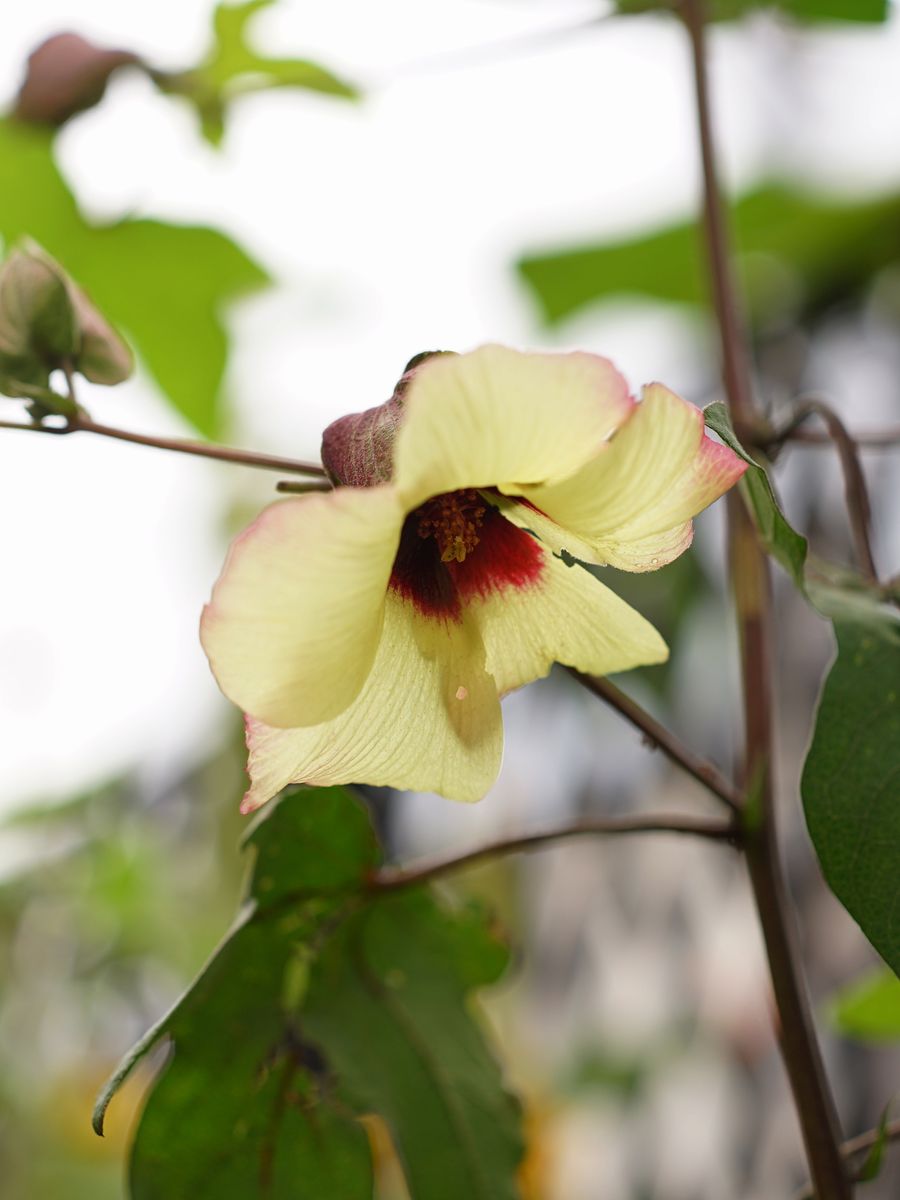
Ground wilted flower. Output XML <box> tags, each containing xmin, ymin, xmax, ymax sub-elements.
<box><xmin>201</xmin><ymin>345</ymin><xmax>745</xmax><ymax>811</ymax></box>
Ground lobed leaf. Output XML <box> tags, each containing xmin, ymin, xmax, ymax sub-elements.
<box><xmin>96</xmin><ymin>787</ymin><xmax>523</xmax><ymax>1199</ymax></box>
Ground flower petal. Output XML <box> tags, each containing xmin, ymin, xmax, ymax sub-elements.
<box><xmin>201</xmin><ymin>486</ymin><xmax>404</xmax><ymax>728</ymax></box>
<box><xmin>392</xmin><ymin>344</ymin><xmax>633</xmax><ymax>510</ymax></box>
<box><xmin>239</xmin><ymin>591</ymin><xmax>503</xmax><ymax>810</ymax></box>
<box><xmin>510</xmin><ymin>383</ymin><xmax>746</xmax><ymax>571</ymax></box>
<box><xmin>467</xmin><ymin>533</ymin><xmax>669</xmax><ymax>696</ymax></box>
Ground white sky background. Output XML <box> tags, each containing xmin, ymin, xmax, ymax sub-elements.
<box><xmin>1</xmin><ymin>0</ymin><xmax>899</xmax><ymax>818</ymax></box>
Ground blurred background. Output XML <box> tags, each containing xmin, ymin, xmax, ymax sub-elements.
<box><xmin>0</xmin><ymin>1</ymin><xmax>898</xmax><ymax>1196</ymax></box>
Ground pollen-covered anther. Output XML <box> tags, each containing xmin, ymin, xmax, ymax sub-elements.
<box><xmin>417</xmin><ymin>489</ymin><xmax>486</xmax><ymax>563</ymax></box>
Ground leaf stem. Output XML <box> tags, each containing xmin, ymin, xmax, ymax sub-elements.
<box><xmin>766</xmin><ymin>424</ymin><xmax>900</xmax><ymax>450</ymax></box>
<box><xmin>681</xmin><ymin>2</ymin><xmax>851</xmax><ymax>1196</ymax></box>
<box><xmin>569</xmin><ymin>669</ymin><xmax>741</xmax><ymax>812</ymax></box>
<box><xmin>371</xmin><ymin>812</ymin><xmax>740</xmax><ymax>891</ymax></box>
<box><xmin>0</xmin><ymin>412</ymin><xmax>327</xmax><ymax>476</ymax></box>
<box><xmin>772</xmin><ymin>399</ymin><xmax>878</xmax><ymax>583</ymax></box>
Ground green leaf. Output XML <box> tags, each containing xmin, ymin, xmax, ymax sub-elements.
<box><xmin>165</xmin><ymin>0</ymin><xmax>359</xmax><ymax>146</ymax></box>
<box><xmin>830</xmin><ymin>969</ymin><xmax>900</xmax><ymax>1042</ymax></box>
<box><xmin>801</xmin><ymin>609</ymin><xmax>900</xmax><ymax>977</ymax></box>
<box><xmin>0</xmin><ymin>117</ymin><xmax>267</xmax><ymax>436</ymax></box>
<box><xmin>517</xmin><ymin>186</ymin><xmax>900</xmax><ymax>327</ymax></box>
<box><xmin>96</xmin><ymin>787</ymin><xmax>523</xmax><ymax>1200</ymax></box>
<box><xmin>858</xmin><ymin>1104</ymin><xmax>891</xmax><ymax>1183</ymax></box>
<box><xmin>614</xmin><ymin>0</ymin><xmax>888</xmax><ymax>23</ymax></box>
<box><xmin>775</xmin><ymin>0</ymin><xmax>888</xmax><ymax>21</ymax></box>
<box><xmin>704</xmin><ymin>403</ymin><xmax>807</xmax><ymax>587</ymax></box>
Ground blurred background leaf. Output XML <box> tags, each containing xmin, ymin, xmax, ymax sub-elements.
<box><xmin>0</xmin><ymin>740</ymin><xmax>248</xmax><ymax>1200</ymax></box>
<box><xmin>614</xmin><ymin>0</ymin><xmax>889</xmax><ymax>23</ymax></box>
<box><xmin>829</xmin><ymin>969</ymin><xmax>900</xmax><ymax>1043</ymax></box>
<box><xmin>517</xmin><ymin>185</ymin><xmax>900</xmax><ymax>332</ymax></box>
<box><xmin>156</xmin><ymin>0</ymin><xmax>360</xmax><ymax>146</ymax></box>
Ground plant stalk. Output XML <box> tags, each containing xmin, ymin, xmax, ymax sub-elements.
<box><xmin>681</xmin><ymin>2</ymin><xmax>850</xmax><ymax>1195</ymax></box>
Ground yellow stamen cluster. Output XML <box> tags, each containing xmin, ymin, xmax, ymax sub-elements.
<box><xmin>417</xmin><ymin>489</ymin><xmax>486</xmax><ymax>563</ymax></box>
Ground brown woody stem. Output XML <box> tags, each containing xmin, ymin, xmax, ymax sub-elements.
<box><xmin>570</xmin><ymin>670</ymin><xmax>741</xmax><ymax>812</ymax></box>
<box><xmin>0</xmin><ymin>412</ymin><xmax>326</xmax><ymax>476</ymax></box>
<box><xmin>767</xmin><ymin>425</ymin><xmax>900</xmax><ymax>450</ymax></box>
<box><xmin>773</xmin><ymin>400</ymin><xmax>878</xmax><ymax>583</ymax></box>
<box><xmin>681</xmin><ymin>2</ymin><xmax>851</xmax><ymax>1196</ymax></box>
<box><xmin>371</xmin><ymin>812</ymin><xmax>739</xmax><ymax>891</ymax></box>
<box><xmin>793</xmin><ymin>1117</ymin><xmax>900</xmax><ymax>1200</ymax></box>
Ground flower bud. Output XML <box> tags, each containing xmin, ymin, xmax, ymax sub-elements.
<box><xmin>69</xmin><ymin>282</ymin><xmax>134</xmax><ymax>385</ymax></box>
<box><xmin>0</xmin><ymin>244</ymin><xmax>78</xmax><ymax>369</ymax></box>
<box><xmin>321</xmin><ymin>350</ymin><xmax>452</xmax><ymax>487</ymax></box>
<box><xmin>14</xmin><ymin>33</ymin><xmax>138</xmax><ymax>128</ymax></box>
<box><xmin>0</xmin><ymin>240</ymin><xmax>133</xmax><ymax>395</ymax></box>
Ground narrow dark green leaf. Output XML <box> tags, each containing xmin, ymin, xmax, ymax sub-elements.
<box><xmin>801</xmin><ymin>609</ymin><xmax>900</xmax><ymax>977</ymax></box>
<box><xmin>859</xmin><ymin>1105</ymin><xmax>891</xmax><ymax>1183</ymax></box>
<box><xmin>829</xmin><ymin>969</ymin><xmax>900</xmax><ymax>1042</ymax></box>
<box><xmin>704</xmin><ymin>403</ymin><xmax>807</xmax><ymax>587</ymax></box>
<box><xmin>97</xmin><ymin>788</ymin><xmax>523</xmax><ymax>1200</ymax></box>
<box><xmin>517</xmin><ymin>186</ymin><xmax>900</xmax><ymax>326</ymax></box>
<box><xmin>0</xmin><ymin>117</ymin><xmax>267</xmax><ymax>436</ymax></box>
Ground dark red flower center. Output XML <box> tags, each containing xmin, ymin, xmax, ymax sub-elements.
<box><xmin>390</xmin><ymin>490</ymin><xmax>544</xmax><ymax>620</ymax></box>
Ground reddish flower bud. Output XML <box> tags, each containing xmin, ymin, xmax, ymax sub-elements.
<box><xmin>320</xmin><ymin>351</ymin><xmax>451</xmax><ymax>487</ymax></box>
<box><xmin>14</xmin><ymin>33</ymin><xmax>138</xmax><ymax>128</ymax></box>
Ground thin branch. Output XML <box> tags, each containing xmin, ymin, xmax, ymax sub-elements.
<box><xmin>771</xmin><ymin>425</ymin><xmax>900</xmax><ymax>450</ymax></box>
<box><xmin>681</xmin><ymin>2</ymin><xmax>851</xmax><ymax>1196</ymax></box>
<box><xmin>792</xmin><ymin>1117</ymin><xmax>900</xmax><ymax>1200</ymax></box>
<box><xmin>569</xmin><ymin>670</ymin><xmax>742</xmax><ymax>812</ymax></box>
<box><xmin>371</xmin><ymin>812</ymin><xmax>740</xmax><ymax>892</ymax></box>
<box><xmin>0</xmin><ymin>412</ymin><xmax>327</xmax><ymax>476</ymax></box>
<box><xmin>681</xmin><ymin>3</ymin><xmax>755</xmax><ymax>426</ymax></box>
<box><xmin>771</xmin><ymin>400</ymin><xmax>878</xmax><ymax>583</ymax></box>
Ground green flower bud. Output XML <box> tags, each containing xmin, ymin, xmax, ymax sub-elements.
<box><xmin>0</xmin><ymin>242</ymin><xmax>78</xmax><ymax>366</ymax></box>
<box><xmin>0</xmin><ymin>239</ymin><xmax>133</xmax><ymax>396</ymax></box>
<box><xmin>69</xmin><ymin>281</ymin><xmax>134</xmax><ymax>385</ymax></box>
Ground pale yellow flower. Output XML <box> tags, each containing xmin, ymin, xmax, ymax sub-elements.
<box><xmin>201</xmin><ymin>345</ymin><xmax>745</xmax><ymax>811</ymax></box>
